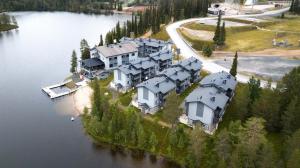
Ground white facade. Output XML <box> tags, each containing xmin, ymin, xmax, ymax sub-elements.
<box><xmin>137</xmin><ymin>87</ymin><xmax>157</xmax><ymax>109</ymax></box>
<box><xmin>187</xmin><ymin>102</ymin><xmax>214</xmax><ymax>128</ymax></box>
<box><xmin>99</xmin><ymin>52</ymin><xmax>138</xmax><ymax>70</ymax></box>
<box><xmin>113</xmin><ymin>69</ymin><xmax>130</xmax><ymax>90</ymax></box>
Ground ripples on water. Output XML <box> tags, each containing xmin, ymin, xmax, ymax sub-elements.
<box><xmin>0</xmin><ymin>12</ymin><xmax>172</xmax><ymax>168</ymax></box>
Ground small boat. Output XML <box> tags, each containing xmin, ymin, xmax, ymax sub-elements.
<box><xmin>71</xmin><ymin>117</ymin><xmax>75</xmax><ymax>121</ymax></box>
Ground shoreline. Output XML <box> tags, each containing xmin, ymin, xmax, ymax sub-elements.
<box><xmin>72</xmin><ymin>85</ymin><xmax>93</xmax><ymax>116</ymax></box>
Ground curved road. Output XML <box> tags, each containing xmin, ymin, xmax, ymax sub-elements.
<box><xmin>167</xmin><ymin>7</ymin><xmax>290</xmax><ymax>86</ymax></box>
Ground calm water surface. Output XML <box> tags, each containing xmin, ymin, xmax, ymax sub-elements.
<box><xmin>0</xmin><ymin>12</ymin><xmax>166</xmax><ymax>168</ymax></box>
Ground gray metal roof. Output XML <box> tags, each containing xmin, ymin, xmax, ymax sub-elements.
<box><xmin>120</xmin><ymin>37</ymin><xmax>172</xmax><ymax>48</ymax></box>
<box><xmin>158</xmin><ymin>67</ymin><xmax>190</xmax><ymax>82</ymax></box>
<box><xmin>175</xmin><ymin>57</ymin><xmax>202</xmax><ymax>71</ymax></box>
<box><xmin>118</xmin><ymin>65</ymin><xmax>141</xmax><ymax>75</ymax></box>
<box><xmin>149</xmin><ymin>49</ymin><xmax>173</xmax><ymax>61</ymax></box>
<box><xmin>81</xmin><ymin>58</ymin><xmax>104</xmax><ymax>68</ymax></box>
<box><xmin>137</xmin><ymin>76</ymin><xmax>176</xmax><ymax>94</ymax></box>
<box><xmin>200</xmin><ymin>71</ymin><xmax>237</xmax><ymax>92</ymax></box>
<box><xmin>185</xmin><ymin>87</ymin><xmax>229</xmax><ymax>111</ymax></box>
<box><xmin>131</xmin><ymin>57</ymin><xmax>157</xmax><ymax>69</ymax></box>
<box><xmin>96</xmin><ymin>42</ymin><xmax>138</xmax><ymax>58</ymax></box>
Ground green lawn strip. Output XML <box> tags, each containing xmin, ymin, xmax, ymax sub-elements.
<box><xmin>0</xmin><ymin>24</ymin><xmax>18</xmax><ymax>32</ymax></box>
<box><xmin>150</xmin><ymin>25</ymin><xmax>170</xmax><ymax>41</ymax></box>
<box><xmin>119</xmin><ymin>89</ymin><xmax>136</xmax><ymax>106</ymax></box>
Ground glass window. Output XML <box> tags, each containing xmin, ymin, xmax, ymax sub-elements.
<box><xmin>196</xmin><ymin>103</ymin><xmax>204</xmax><ymax>117</ymax></box>
<box><xmin>143</xmin><ymin>88</ymin><xmax>149</xmax><ymax>100</ymax></box>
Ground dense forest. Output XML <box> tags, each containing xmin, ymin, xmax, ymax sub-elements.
<box><xmin>0</xmin><ymin>0</ymin><xmax>123</xmax><ymax>13</ymax></box>
<box><xmin>85</xmin><ymin>63</ymin><xmax>300</xmax><ymax>168</ymax></box>
<box><xmin>105</xmin><ymin>0</ymin><xmax>210</xmax><ymax>44</ymax></box>
<box><xmin>290</xmin><ymin>0</ymin><xmax>300</xmax><ymax>14</ymax></box>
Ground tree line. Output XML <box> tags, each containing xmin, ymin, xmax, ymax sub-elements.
<box><xmin>103</xmin><ymin>0</ymin><xmax>210</xmax><ymax>45</ymax></box>
<box><xmin>290</xmin><ymin>0</ymin><xmax>300</xmax><ymax>14</ymax></box>
<box><xmin>85</xmin><ymin>65</ymin><xmax>300</xmax><ymax>167</ymax></box>
<box><xmin>0</xmin><ymin>0</ymin><xmax>123</xmax><ymax>14</ymax></box>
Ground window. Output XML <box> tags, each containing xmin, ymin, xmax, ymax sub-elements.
<box><xmin>118</xmin><ymin>70</ymin><xmax>121</xmax><ymax>80</ymax></box>
<box><xmin>143</xmin><ymin>88</ymin><xmax>149</xmax><ymax>100</ymax></box>
<box><xmin>110</xmin><ymin>64</ymin><xmax>113</xmax><ymax>68</ymax></box>
<box><xmin>196</xmin><ymin>103</ymin><xmax>204</xmax><ymax>117</ymax></box>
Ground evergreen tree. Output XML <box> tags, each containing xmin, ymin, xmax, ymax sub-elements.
<box><xmin>91</xmin><ymin>79</ymin><xmax>103</xmax><ymax>121</ymax></box>
<box><xmin>219</xmin><ymin>21</ymin><xmax>226</xmax><ymax>45</ymax></box>
<box><xmin>70</xmin><ymin>50</ymin><xmax>77</xmax><ymax>73</ymax></box>
<box><xmin>248</xmin><ymin>76</ymin><xmax>261</xmax><ymax>104</ymax></box>
<box><xmin>252</xmin><ymin>89</ymin><xmax>281</xmax><ymax>132</ymax></box>
<box><xmin>213</xmin><ymin>12</ymin><xmax>222</xmax><ymax>45</ymax></box>
<box><xmin>80</xmin><ymin>39</ymin><xmax>89</xmax><ymax>54</ymax></box>
<box><xmin>99</xmin><ymin>34</ymin><xmax>104</xmax><ymax>46</ymax></box>
<box><xmin>202</xmin><ymin>45</ymin><xmax>213</xmax><ymax>57</ymax></box>
<box><xmin>149</xmin><ymin>132</ymin><xmax>158</xmax><ymax>152</ymax></box>
<box><xmin>281</xmin><ymin>97</ymin><xmax>300</xmax><ymax>135</ymax></box>
<box><xmin>81</xmin><ymin>47</ymin><xmax>91</xmax><ymax>60</ymax></box>
<box><xmin>230</xmin><ymin>51</ymin><xmax>238</xmax><ymax>77</ymax></box>
<box><xmin>285</xmin><ymin>129</ymin><xmax>300</xmax><ymax>167</ymax></box>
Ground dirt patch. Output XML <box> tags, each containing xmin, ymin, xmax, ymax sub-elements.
<box><xmin>179</xmin><ymin>27</ymin><xmax>214</xmax><ymax>41</ymax></box>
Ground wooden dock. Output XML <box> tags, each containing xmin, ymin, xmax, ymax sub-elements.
<box><xmin>42</xmin><ymin>80</ymin><xmax>78</xmax><ymax>99</ymax></box>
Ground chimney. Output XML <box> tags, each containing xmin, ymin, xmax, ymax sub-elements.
<box><xmin>223</xmin><ymin>80</ymin><xmax>227</xmax><ymax>84</ymax></box>
<box><xmin>156</xmin><ymin>83</ymin><xmax>159</xmax><ymax>88</ymax></box>
<box><xmin>210</xmin><ymin>97</ymin><xmax>216</xmax><ymax>102</ymax></box>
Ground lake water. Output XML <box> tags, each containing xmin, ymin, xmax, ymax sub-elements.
<box><xmin>0</xmin><ymin>12</ymin><xmax>167</xmax><ymax>168</ymax></box>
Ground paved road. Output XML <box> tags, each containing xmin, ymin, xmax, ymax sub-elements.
<box><xmin>166</xmin><ymin>7</ymin><xmax>290</xmax><ymax>87</ymax></box>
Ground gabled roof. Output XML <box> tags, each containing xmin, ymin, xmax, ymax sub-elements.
<box><xmin>158</xmin><ymin>67</ymin><xmax>190</xmax><ymax>82</ymax></box>
<box><xmin>131</xmin><ymin>57</ymin><xmax>157</xmax><ymax>69</ymax></box>
<box><xmin>185</xmin><ymin>87</ymin><xmax>229</xmax><ymax>111</ymax></box>
<box><xmin>81</xmin><ymin>58</ymin><xmax>104</xmax><ymax>68</ymax></box>
<box><xmin>120</xmin><ymin>37</ymin><xmax>172</xmax><ymax>48</ymax></box>
<box><xmin>96</xmin><ymin>42</ymin><xmax>138</xmax><ymax>58</ymax></box>
<box><xmin>118</xmin><ymin>65</ymin><xmax>141</xmax><ymax>75</ymax></box>
<box><xmin>200</xmin><ymin>71</ymin><xmax>237</xmax><ymax>92</ymax></box>
<box><xmin>149</xmin><ymin>49</ymin><xmax>173</xmax><ymax>61</ymax></box>
<box><xmin>137</xmin><ymin>76</ymin><xmax>176</xmax><ymax>94</ymax></box>
<box><xmin>175</xmin><ymin>57</ymin><xmax>202</xmax><ymax>72</ymax></box>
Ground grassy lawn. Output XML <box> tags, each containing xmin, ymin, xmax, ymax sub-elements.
<box><xmin>181</xmin><ymin>16</ymin><xmax>300</xmax><ymax>52</ymax></box>
<box><xmin>178</xmin><ymin>28</ymin><xmax>214</xmax><ymax>51</ymax></box>
<box><xmin>0</xmin><ymin>24</ymin><xmax>18</xmax><ymax>32</ymax></box>
<box><xmin>150</xmin><ymin>25</ymin><xmax>170</xmax><ymax>41</ymax></box>
<box><xmin>119</xmin><ymin>89</ymin><xmax>136</xmax><ymax>106</ymax></box>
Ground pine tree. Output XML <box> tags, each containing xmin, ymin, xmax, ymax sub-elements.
<box><xmin>81</xmin><ymin>48</ymin><xmax>90</xmax><ymax>60</ymax></box>
<box><xmin>230</xmin><ymin>51</ymin><xmax>238</xmax><ymax>77</ymax></box>
<box><xmin>70</xmin><ymin>50</ymin><xmax>77</xmax><ymax>73</ymax></box>
<box><xmin>202</xmin><ymin>45</ymin><xmax>213</xmax><ymax>57</ymax></box>
<box><xmin>281</xmin><ymin>97</ymin><xmax>300</xmax><ymax>135</ymax></box>
<box><xmin>99</xmin><ymin>34</ymin><xmax>104</xmax><ymax>46</ymax></box>
<box><xmin>219</xmin><ymin>21</ymin><xmax>226</xmax><ymax>45</ymax></box>
<box><xmin>149</xmin><ymin>132</ymin><xmax>158</xmax><ymax>152</ymax></box>
<box><xmin>213</xmin><ymin>12</ymin><xmax>222</xmax><ymax>45</ymax></box>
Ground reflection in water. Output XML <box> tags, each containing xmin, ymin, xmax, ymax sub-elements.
<box><xmin>214</xmin><ymin>56</ymin><xmax>300</xmax><ymax>81</ymax></box>
<box><xmin>0</xmin><ymin>12</ymin><xmax>169</xmax><ymax>168</ymax></box>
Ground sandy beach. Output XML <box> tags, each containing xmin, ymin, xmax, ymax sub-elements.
<box><xmin>73</xmin><ymin>85</ymin><xmax>93</xmax><ymax>115</ymax></box>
